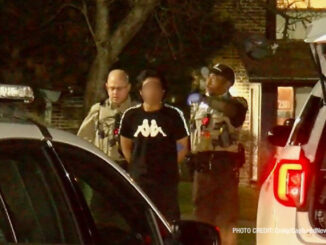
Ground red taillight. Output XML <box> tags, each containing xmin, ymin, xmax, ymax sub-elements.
<box><xmin>273</xmin><ymin>155</ymin><xmax>309</xmax><ymax>207</ymax></box>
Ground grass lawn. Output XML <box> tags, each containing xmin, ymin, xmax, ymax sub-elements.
<box><xmin>178</xmin><ymin>181</ymin><xmax>259</xmax><ymax>244</ymax></box>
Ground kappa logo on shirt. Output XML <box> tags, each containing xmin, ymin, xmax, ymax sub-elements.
<box><xmin>134</xmin><ymin>119</ymin><xmax>167</xmax><ymax>137</ymax></box>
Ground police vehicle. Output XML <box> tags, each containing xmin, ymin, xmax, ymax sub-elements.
<box><xmin>257</xmin><ymin>17</ymin><xmax>326</xmax><ymax>244</ymax></box>
<box><xmin>0</xmin><ymin>84</ymin><xmax>220</xmax><ymax>244</ymax></box>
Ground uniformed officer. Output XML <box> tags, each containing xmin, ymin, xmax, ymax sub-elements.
<box><xmin>189</xmin><ymin>64</ymin><xmax>248</xmax><ymax>245</ymax></box>
<box><xmin>77</xmin><ymin>69</ymin><xmax>136</xmax><ymax>169</ymax></box>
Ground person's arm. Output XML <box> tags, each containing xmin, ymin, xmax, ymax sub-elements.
<box><xmin>119</xmin><ymin>109</ymin><xmax>134</xmax><ymax>163</ymax></box>
<box><xmin>211</xmin><ymin>98</ymin><xmax>248</xmax><ymax>128</ymax></box>
<box><xmin>177</xmin><ymin>136</ymin><xmax>189</xmax><ymax>164</ymax></box>
<box><xmin>226</xmin><ymin>98</ymin><xmax>248</xmax><ymax>128</ymax></box>
<box><xmin>120</xmin><ymin>135</ymin><xmax>133</xmax><ymax>163</ymax></box>
<box><xmin>171</xmin><ymin>107</ymin><xmax>190</xmax><ymax>164</ymax></box>
<box><xmin>77</xmin><ymin>103</ymin><xmax>100</xmax><ymax>142</ymax></box>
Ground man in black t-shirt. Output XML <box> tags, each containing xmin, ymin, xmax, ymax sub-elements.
<box><xmin>119</xmin><ymin>69</ymin><xmax>189</xmax><ymax>222</ymax></box>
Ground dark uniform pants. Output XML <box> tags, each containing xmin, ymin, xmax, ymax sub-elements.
<box><xmin>139</xmin><ymin>179</ymin><xmax>180</xmax><ymax>223</ymax></box>
<box><xmin>192</xmin><ymin>152</ymin><xmax>239</xmax><ymax>245</ymax></box>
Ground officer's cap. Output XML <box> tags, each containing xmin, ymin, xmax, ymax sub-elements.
<box><xmin>209</xmin><ymin>64</ymin><xmax>235</xmax><ymax>85</ymax></box>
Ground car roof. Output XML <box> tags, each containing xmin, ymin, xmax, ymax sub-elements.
<box><xmin>0</xmin><ymin>120</ymin><xmax>43</xmax><ymax>140</ymax></box>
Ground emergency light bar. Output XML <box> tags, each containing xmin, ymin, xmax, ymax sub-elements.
<box><xmin>0</xmin><ymin>84</ymin><xmax>34</xmax><ymax>103</ymax></box>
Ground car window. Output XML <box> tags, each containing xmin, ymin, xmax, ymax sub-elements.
<box><xmin>289</xmin><ymin>95</ymin><xmax>323</xmax><ymax>145</ymax></box>
<box><xmin>54</xmin><ymin>142</ymin><xmax>163</xmax><ymax>245</ymax></box>
<box><xmin>0</xmin><ymin>195</ymin><xmax>13</xmax><ymax>243</ymax></box>
<box><xmin>0</xmin><ymin>140</ymin><xmax>80</xmax><ymax>244</ymax></box>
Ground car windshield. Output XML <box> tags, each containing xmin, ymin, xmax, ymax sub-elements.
<box><xmin>54</xmin><ymin>142</ymin><xmax>166</xmax><ymax>245</ymax></box>
<box><xmin>0</xmin><ymin>140</ymin><xmax>80</xmax><ymax>244</ymax></box>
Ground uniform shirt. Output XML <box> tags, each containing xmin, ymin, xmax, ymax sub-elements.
<box><xmin>119</xmin><ymin>103</ymin><xmax>189</xmax><ymax>185</ymax></box>
<box><xmin>77</xmin><ymin>97</ymin><xmax>135</xmax><ymax>161</ymax></box>
<box><xmin>190</xmin><ymin>92</ymin><xmax>248</xmax><ymax>153</ymax></box>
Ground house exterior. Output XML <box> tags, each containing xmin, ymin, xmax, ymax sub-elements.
<box><xmin>208</xmin><ymin>0</ymin><xmax>324</xmax><ymax>184</ymax></box>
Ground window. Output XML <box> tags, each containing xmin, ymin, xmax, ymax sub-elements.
<box><xmin>278</xmin><ymin>0</ymin><xmax>326</xmax><ymax>9</ymax></box>
<box><xmin>277</xmin><ymin>0</ymin><xmax>326</xmax><ymax>9</ymax></box>
<box><xmin>277</xmin><ymin>87</ymin><xmax>294</xmax><ymax>125</ymax></box>
<box><xmin>54</xmin><ymin>142</ymin><xmax>163</xmax><ymax>245</ymax></box>
<box><xmin>0</xmin><ymin>194</ymin><xmax>13</xmax><ymax>243</ymax></box>
<box><xmin>0</xmin><ymin>140</ymin><xmax>80</xmax><ymax>244</ymax></box>
<box><xmin>275</xmin><ymin>0</ymin><xmax>326</xmax><ymax>39</ymax></box>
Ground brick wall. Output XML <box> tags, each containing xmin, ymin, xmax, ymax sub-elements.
<box><xmin>51</xmin><ymin>95</ymin><xmax>84</xmax><ymax>134</ymax></box>
<box><xmin>213</xmin><ymin>0</ymin><xmax>267</xmax><ymax>34</ymax></box>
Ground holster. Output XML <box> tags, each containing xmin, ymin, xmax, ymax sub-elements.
<box><xmin>187</xmin><ymin>146</ymin><xmax>245</xmax><ymax>174</ymax></box>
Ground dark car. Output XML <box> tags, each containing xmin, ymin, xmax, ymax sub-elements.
<box><xmin>0</xmin><ymin>84</ymin><xmax>221</xmax><ymax>244</ymax></box>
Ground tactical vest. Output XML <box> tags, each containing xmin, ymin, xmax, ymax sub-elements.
<box><xmin>190</xmin><ymin>95</ymin><xmax>240</xmax><ymax>153</ymax></box>
<box><xmin>78</xmin><ymin>97</ymin><xmax>135</xmax><ymax>161</ymax></box>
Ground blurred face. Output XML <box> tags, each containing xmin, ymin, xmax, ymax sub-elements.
<box><xmin>106</xmin><ymin>75</ymin><xmax>130</xmax><ymax>105</ymax></box>
<box><xmin>206</xmin><ymin>73</ymin><xmax>231</xmax><ymax>96</ymax></box>
<box><xmin>139</xmin><ymin>77</ymin><xmax>165</xmax><ymax>105</ymax></box>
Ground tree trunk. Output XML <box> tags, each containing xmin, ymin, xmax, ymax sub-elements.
<box><xmin>84</xmin><ymin>0</ymin><xmax>160</xmax><ymax>112</ymax></box>
<box><xmin>84</xmin><ymin>49</ymin><xmax>112</xmax><ymax>111</ymax></box>
<box><xmin>84</xmin><ymin>0</ymin><xmax>111</xmax><ymax>111</ymax></box>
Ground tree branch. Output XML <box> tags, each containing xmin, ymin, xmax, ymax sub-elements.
<box><xmin>41</xmin><ymin>1</ymin><xmax>98</xmax><ymax>49</ymax></box>
<box><xmin>41</xmin><ymin>3</ymin><xmax>81</xmax><ymax>28</ymax></box>
<box><xmin>80</xmin><ymin>0</ymin><xmax>97</xmax><ymax>48</ymax></box>
<box><xmin>154</xmin><ymin>12</ymin><xmax>177</xmax><ymax>60</ymax></box>
<box><xmin>234</xmin><ymin>0</ymin><xmax>318</xmax><ymax>39</ymax></box>
<box><xmin>110</xmin><ymin>0</ymin><xmax>160</xmax><ymax>61</ymax></box>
